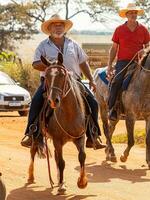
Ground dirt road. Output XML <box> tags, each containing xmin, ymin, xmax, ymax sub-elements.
<box><xmin>0</xmin><ymin>112</ymin><xmax>150</xmax><ymax>200</ymax></box>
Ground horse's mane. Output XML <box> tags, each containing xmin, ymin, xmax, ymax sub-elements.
<box><xmin>69</xmin><ymin>75</ymin><xmax>85</xmax><ymax>114</ymax></box>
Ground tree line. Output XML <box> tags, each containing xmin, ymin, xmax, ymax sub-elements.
<box><xmin>0</xmin><ymin>0</ymin><xmax>149</xmax><ymax>52</ymax></box>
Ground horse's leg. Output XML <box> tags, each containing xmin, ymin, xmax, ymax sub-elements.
<box><xmin>53</xmin><ymin>141</ymin><xmax>66</xmax><ymax>195</ymax></box>
<box><xmin>100</xmin><ymin>101</ymin><xmax>117</xmax><ymax>162</ymax></box>
<box><xmin>109</xmin><ymin>119</ymin><xmax>119</xmax><ymax>139</ymax></box>
<box><xmin>120</xmin><ymin>116</ymin><xmax>135</xmax><ymax>162</ymax></box>
<box><xmin>28</xmin><ymin>143</ymin><xmax>38</xmax><ymax>183</ymax></box>
<box><xmin>146</xmin><ymin>118</ymin><xmax>150</xmax><ymax>169</ymax></box>
<box><xmin>0</xmin><ymin>174</ymin><xmax>6</xmax><ymax>200</ymax></box>
<box><xmin>73</xmin><ymin>136</ymin><xmax>88</xmax><ymax>189</ymax></box>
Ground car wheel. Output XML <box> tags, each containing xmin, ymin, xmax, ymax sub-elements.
<box><xmin>18</xmin><ymin>110</ymin><xmax>28</xmax><ymax>116</ymax></box>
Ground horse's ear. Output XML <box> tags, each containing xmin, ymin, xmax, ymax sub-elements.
<box><xmin>41</xmin><ymin>55</ymin><xmax>50</xmax><ymax>66</ymax></box>
<box><xmin>57</xmin><ymin>52</ymin><xmax>63</xmax><ymax>65</ymax></box>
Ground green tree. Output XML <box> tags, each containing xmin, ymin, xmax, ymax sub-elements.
<box><xmin>24</xmin><ymin>0</ymin><xmax>117</xmax><ymax>20</ymax></box>
<box><xmin>0</xmin><ymin>2</ymin><xmax>38</xmax><ymax>51</ymax></box>
<box><xmin>0</xmin><ymin>0</ymin><xmax>117</xmax><ymax>51</ymax></box>
<box><xmin>136</xmin><ymin>0</ymin><xmax>150</xmax><ymax>28</ymax></box>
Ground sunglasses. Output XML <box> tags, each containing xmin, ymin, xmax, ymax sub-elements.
<box><xmin>126</xmin><ymin>11</ymin><xmax>138</xmax><ymax>15</ymax></box>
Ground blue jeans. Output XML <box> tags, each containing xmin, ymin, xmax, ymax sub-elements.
<box><xmin>81</xmin><ymin>82</ymin><xmax>101</xmax><ymax>137</ymax></box>
<box><xmin>108</xmin><ymin>60</ymin><xmax>130</xmax><ymax>110</ymax></box>
<box><xmin>25</xmin><ymin>78</ymin><xmax>45</xmax><ymax>135</ymax></box>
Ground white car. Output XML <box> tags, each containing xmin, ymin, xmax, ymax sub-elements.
<box><xmin>81</xmin><ymin>79</ymin><xmax>90</xmax><ymax>89</ymax></box>
<box><xmin>0</xmin><ymin>71</ymin><xmax>31</xmax><ymax>116</ymax></box>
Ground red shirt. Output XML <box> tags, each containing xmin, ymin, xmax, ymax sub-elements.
<box><xmin>112</xmin><ymin>22</ymin><xmax>150</xmax><ymax>60</ymax></box>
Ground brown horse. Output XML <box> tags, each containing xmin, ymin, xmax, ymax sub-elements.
<box><xmin>28</xmin><ymin>53</ymin><xmax>88</xmax><ymax>194</ymax></box>
<box><xmin>93</xmin><ymin>49</ymin><xmax>150</xmax><ymax>168</ymax></box>
<box><xmin>0</xmin><ymin>173</ymin><xmax>6</xmax><ymax>200</ymax></box>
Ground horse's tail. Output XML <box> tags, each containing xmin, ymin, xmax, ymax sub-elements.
<box><xmin>36</xmin><ymin>140</ymin><xmax>52</xmax><ymax>159</ymax></box>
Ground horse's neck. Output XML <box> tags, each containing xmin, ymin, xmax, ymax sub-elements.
<box><xmin>129</xmin><ymin>67</ymin><xmax>150</xmax><ymax>94</ymax></box>
<box><xmin>139</xmin><ymin>70</ymin><xmax>150</xmax><ymax>91</ymax></box>
<box><xmin>54</xmin><ymin>87</ymin><xmax>85</xmax><ymax>134</ymax></box>
<box><xmin>61</xmin><ymin>88</ymin><xmax>83</xmax><ymax>115</ymax></box>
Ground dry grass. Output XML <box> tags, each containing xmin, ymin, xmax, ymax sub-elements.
<box><xmin>112</xmin><ymin>129</ymin><xmax>145</xmax><ymax>147</ymax></box>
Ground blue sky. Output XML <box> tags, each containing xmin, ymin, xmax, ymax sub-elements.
<box><xmin>0</xmin><ymin>0</ymin><xmax>135</xmax><ymax>31</ymax></box>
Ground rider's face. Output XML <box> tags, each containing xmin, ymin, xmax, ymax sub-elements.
<box><xmin>126</xmin><ymin>10</ymin><xmax>138</xmax><ymax>21</ymax></box>
<box><xmin>49</xmin><ymin>22</ymin><xmax>65</xmax><ymax>38</ymax></box>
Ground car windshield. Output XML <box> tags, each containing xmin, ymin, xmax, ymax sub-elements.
<box><xmin>0</xmin><ymin>73</ymin><xmax>15</xmax><ymax>85</ymax></box>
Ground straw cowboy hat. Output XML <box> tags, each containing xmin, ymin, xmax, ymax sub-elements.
<box><xmin>41</xmin><ymin>14</ymin><xmax>73</xmax><ymax>35</ymax></box>
<box><xmin>119</xmin><ymin>3</ymin><xmax>144</xmax><ymax>18</ymax></box>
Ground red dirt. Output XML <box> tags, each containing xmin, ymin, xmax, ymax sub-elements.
<box><xmin>0</xmin><ymin>112</ymin><xmax>150</xmax><ymax>200</ymax></box>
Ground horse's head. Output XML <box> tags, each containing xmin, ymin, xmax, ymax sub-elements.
<box><xmin>42</xmin><ymin>53</ymin><xmax>69</xmax><ymax>109</ymax></box>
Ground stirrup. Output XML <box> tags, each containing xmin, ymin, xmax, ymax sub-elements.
<box><xmin>21</xmin><ymin>135</ymin><xmax>32</xmax><ymax>148</ymax></box>
<box><xmin>29</xmin><ymin>124</ymin><xmax>37</xmax><ymax>133</ymax></box>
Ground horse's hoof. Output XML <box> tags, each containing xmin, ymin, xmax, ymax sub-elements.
<box><xmin>27</xmin><ymin>178</ymin><xmax>35</xmax><ymax>184</ymax></box>
<box><xmin>57</xmin><ymin>183</ymin><xmax>66</xmax><ymax>195</ymax></box>
<box><xmin>110</xmin><ymin>156</ymin><xmax>117</xmax><ymax>163</ymax></box>
<box><xmin>120</xmin><ymin>154</ymin><xmax>127</xmax><ymax>162</ymax></box>
<box><xmin>105</xmin><ymin>147</ymin><xmax>109</xmax><ymax>153</ymax></box>
<box><xmin>57</xmin><ymin>189</ymin><xmax>66</xmax><ymax>195</ymax></box>
<box><xmin>106</xmin><ymin>156</ymin><xmax>110</xmax><ymax>161</ymax></box>
<box><xmin>147</xmin><ymin>162</ymin><xmax>150</xmax><ymax>170</ymax></box>
<box><xmin>77</xmin><ymin>176</ymin><xmax>88</xmax><ymax>189</ymax></box>
<box><xmin>106</xmin><ymin>157</ymin><xmax>110</xmax><ymax>161</ymax></box>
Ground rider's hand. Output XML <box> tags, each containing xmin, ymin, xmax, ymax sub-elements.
<box><xmin>138</xmin><ymin>49</ymin><xmax>146</xmax><ymax>60</ymax></box>
<box><xmin>106</xmin><ymin>65</ymin><xmax>114</xmax><ymax>81</ymax></box>
<box><xmin>89</xmin><ymin>80</ymin><xmax>96</xmax><ymax>93</ymax></box>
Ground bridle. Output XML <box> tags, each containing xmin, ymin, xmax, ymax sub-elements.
<box><xmin>44</xmin><ymin>65</ymin><xmax>85</xmax><ymax>139</ymax></box>
<box><xmin>45</xmin><ymin>65</ymin><xmax>72</xmax><ymax>100</ymax></box>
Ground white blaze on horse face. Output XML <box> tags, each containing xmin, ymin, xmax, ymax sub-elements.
<box><xmin>49</xmin><ymin>68</ymin><xmax>58</xmax><ymax>100</ymax></box>
<box><xmin>50</xmin><ymin>68</ymin><xmax>59</xmax><ymax>77</ymax></box>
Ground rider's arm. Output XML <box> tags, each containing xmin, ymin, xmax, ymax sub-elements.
<box><xmin>144</xmin><ymin>42</ymin><xmax>150</xmax><ymax>48</ymax></box>
<box><xmin>144</xmin><ymin>42</ymin><xmax>150</xmax><ymax>53</ymax></box>
<box><xmin>138</xmin><ymin>42</ymin><xmax>150</xmax><ymax>59</ymax></box>
<box><xmin>107</xmin><ymin>42</ymin><xmax>118</xmax><ymax>77</ymax></box>
<box><xmin>79</xmin><ymin>61</ymin><xmax>96</xmax><ymax>92</ymax></box>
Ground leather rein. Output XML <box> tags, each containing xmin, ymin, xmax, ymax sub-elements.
<box><xmin>44</xmin><ymin>65</ymin><xmax>86</xmax><ymax>139</ymax></box>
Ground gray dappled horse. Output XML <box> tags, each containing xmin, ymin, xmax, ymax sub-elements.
<box><xmin>93</xmin><ymin>49</ymin><xmax>150</xmax><ymax>168</ymax></box>
<box><xmin>28</xmin><ymin>53</ymin><xmax>88</xmax><ymax>195</ymax></box>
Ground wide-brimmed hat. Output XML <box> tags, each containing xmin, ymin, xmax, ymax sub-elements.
<box><xmin>41</xmin><ymin>14</ymin><xmax>73</xmax><ymax>35</ymax></box>
<box><xmin>119</xmin><ymin>3</ymin><xmax>144</xmax><ymax>18</ymax></box>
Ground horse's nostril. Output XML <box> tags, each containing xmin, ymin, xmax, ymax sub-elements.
<box><xmin>55</xmin><ymin>98</ymin><xmax>60</xmax><ymax>104</ymax></box>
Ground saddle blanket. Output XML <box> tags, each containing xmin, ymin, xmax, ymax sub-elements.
<box><xmin>98</xmin><ymin>67</ymin><xmax>132</xmax><ymax>91</ymax></box>
<box><xmin>98</xmin><ymin>67</ymin><xmax>109</xmax><ymax>85</ymax></box>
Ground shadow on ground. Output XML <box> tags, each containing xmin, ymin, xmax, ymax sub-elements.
<box><xmin>75</xmin><ymin>161</ymin><xmax>150</xmax><ymax>183</ymax></box>
<box><xmin>6</xmin><ymin>184</ymin><xmax>96</xmax><ymax>200</ymax></box>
